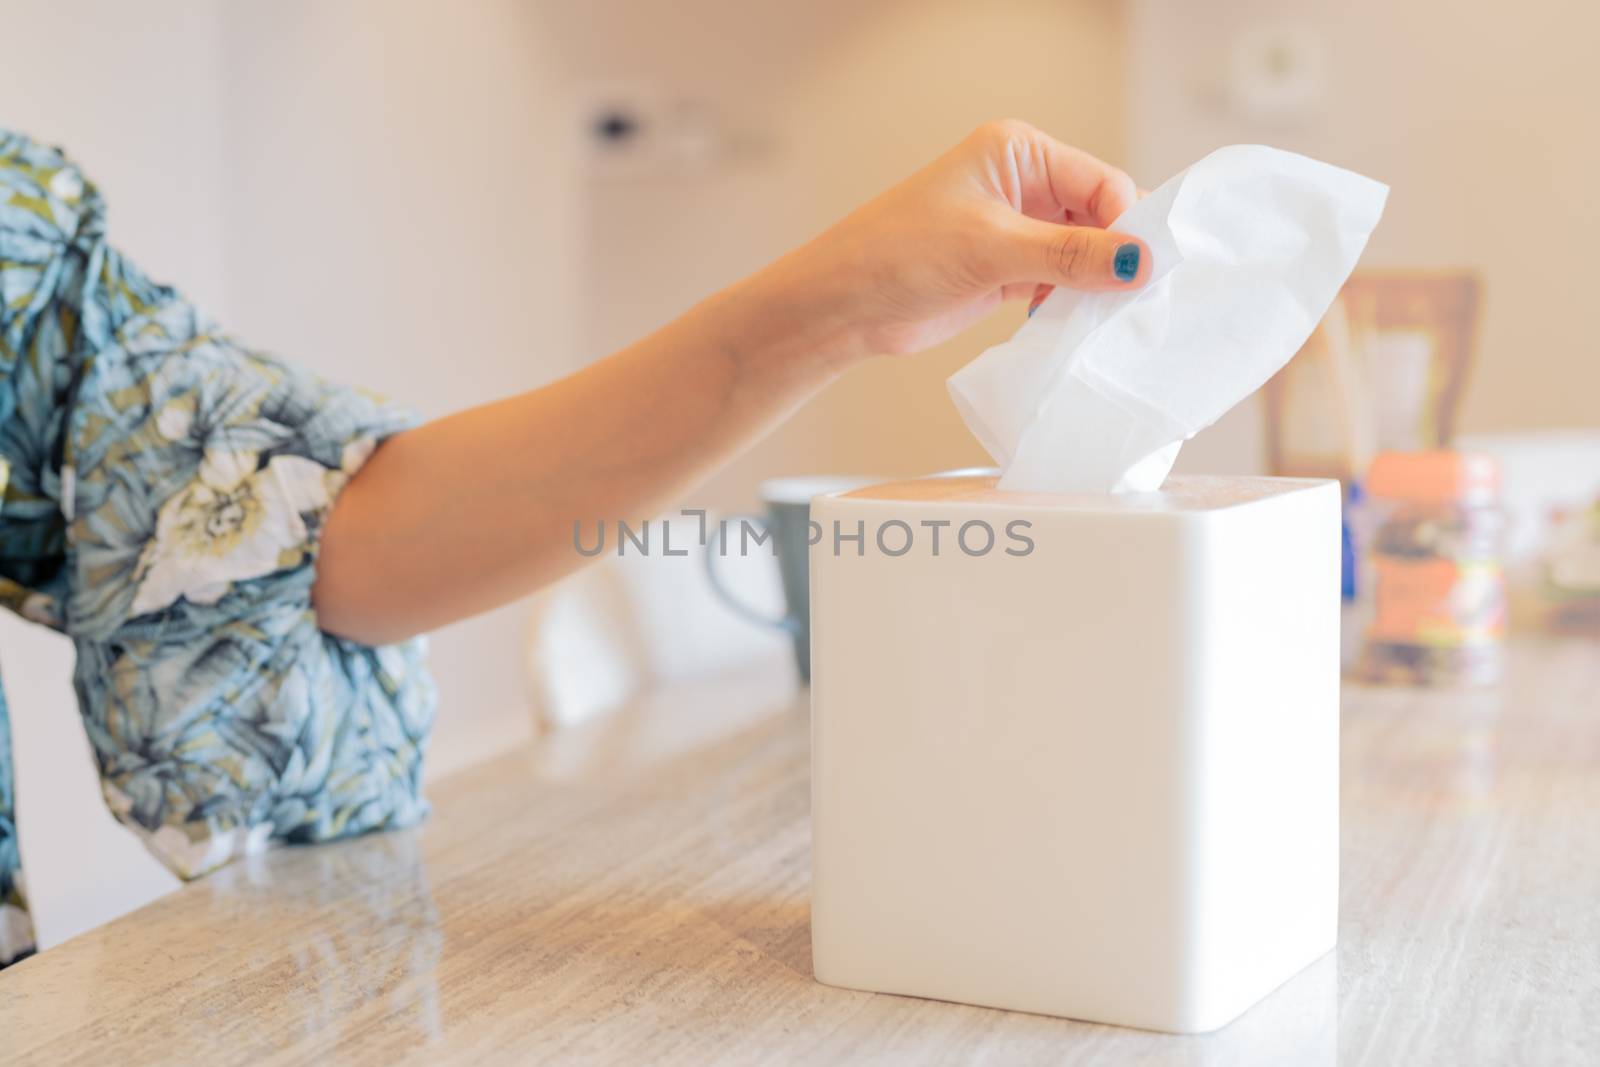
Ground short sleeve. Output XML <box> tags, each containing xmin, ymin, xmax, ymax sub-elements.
<box><xmin>1</xmin><ymin>130</ymin><xmax>101</xmax><ymax>622</ymax></box>
<box><xmin>3</xmin><ymin>132</ymin><xmax>437</xmax><ymax>880</ymax></box>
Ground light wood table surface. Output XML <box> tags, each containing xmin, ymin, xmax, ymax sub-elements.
<box><xmin>2</xmin><ymin>640</ymin><xmax>1596</xmax><ymax>1065</ymax></box>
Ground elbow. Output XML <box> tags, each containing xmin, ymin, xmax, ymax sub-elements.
<box><xmin>311</xmin><ymin>521</ymin><xmax>423</xmax><ymax>647</ymax></box>
<box><xmin>310</xmin><ymin>579</ymin><xmax>423</xmax><ymax>647</ymax></box>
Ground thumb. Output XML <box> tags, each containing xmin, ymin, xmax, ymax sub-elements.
<box><xmin>997</xmin><ymin>216</ymin><xmax>1150</xmax><ymax>293</ymax></box>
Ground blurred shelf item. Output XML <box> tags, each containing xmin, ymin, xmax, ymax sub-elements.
<box><xmin>575</xmin><ymin>81</ymin><xmax>756</xmax><ymax>181</ymax></box>
<box><xmin>1264</xmin><ymin>271</ymin><xmax>1482</xmax><ymax>483</ymax></box>
<box><xmin>1265</xmin><ymin>271</ymin><xmax>1483</xmax><ymax>617</ymax></box>
<box><xmin>1227</xmin><ymin>23</ymin><xmax>1325</xmax><ymax>124</ymax></box>
<box><xmin>1358</xmin><ymin>450</ymin><xmax>1507</xmax><ymax>687</ymax></box>
<box><xmin>1456</xmin><ymin>430</ymin><xmax>1600</xmax><ymax>561</ymax></box>
<box><xmin>1456</xmin><ymin>430</ymin><xmax>1600</xmax><ymax>635</ymax></box>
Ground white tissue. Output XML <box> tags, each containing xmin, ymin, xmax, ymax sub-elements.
<box><xmin>948</xmin><ymin>145</ymin><xmax>1389</xmax><ymax>493</ymax></box>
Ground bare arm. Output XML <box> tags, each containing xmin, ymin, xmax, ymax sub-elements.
<box><xmin>312</xmin><ymin>121</ymin><xmax>1149</xmax><ymax>644</ymax></box>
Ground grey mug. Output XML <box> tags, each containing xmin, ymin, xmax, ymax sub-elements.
<box><xmin>705</xmin><ymin>476</ymin><xmax>876</xmax><ymax>683</ymax></box>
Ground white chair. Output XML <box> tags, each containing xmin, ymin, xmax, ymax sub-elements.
<box><xmin>525</xmin><ymin>513</ymin><xmax>796</xmax><ymax>732</ymax></box>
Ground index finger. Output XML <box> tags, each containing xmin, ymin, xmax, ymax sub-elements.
<box><xmin>989</xmin><ymin>121</ymin><xmax>1138</xmax><ymax>227</ymax></box>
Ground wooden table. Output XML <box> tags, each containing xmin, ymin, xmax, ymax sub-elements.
<box><xmin>3</xmin><ymin>640</ymin><xmax>1597</xmax><ymax>1065</ymax></box>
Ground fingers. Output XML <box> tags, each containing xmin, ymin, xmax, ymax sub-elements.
<box><xmin>971</xmin><ymin>120</ymin><xmax>1145</xmax><ymax>297</ymax></box>
<box><xmin>1042</xmin><ymin>143</ymin><xmax>1138</xmax><ymax>228</ymax></box>
<box><xmin>981</xmin><ymin>120</ymin><xmax>1138</xmax><ymax>227</ymax></box>
<box><xmin>995</xmin><ymin>214</ymin><xmax>1151</xmax><ymax>293</ymax></box>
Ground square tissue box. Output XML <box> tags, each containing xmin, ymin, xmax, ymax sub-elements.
<box><xmin>809</xmin><ymin>474</ymin><xmax>1340</xmax><ymax>1034</ymax></box>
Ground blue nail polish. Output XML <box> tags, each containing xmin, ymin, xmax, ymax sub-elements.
<box><xmin>1113</xmin><ymin>243</ymin><xmax>1141</xmax><ymax>282</ymax></box>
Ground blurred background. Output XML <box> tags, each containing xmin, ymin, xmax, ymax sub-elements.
<box><xmin>2</xmin><ymin>0</ymin><xmax>1596</xmax><ymax>945</ymax></box>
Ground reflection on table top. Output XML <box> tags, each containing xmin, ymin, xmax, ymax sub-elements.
<box><xmin>2</xmin><ymin>641</ymin><xmax>1597</xmax><ymax>1065</ymax></box>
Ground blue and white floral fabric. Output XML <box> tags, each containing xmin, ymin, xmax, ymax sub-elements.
<box><xmin>0</xmin><ymin>130</ymin><xmax>436</xmax><ymax>967</ymax></box>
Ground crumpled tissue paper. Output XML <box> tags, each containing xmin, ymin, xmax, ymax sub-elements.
<box><xmin>948</xmin><ymin>145</ymin><xmax>1389</xmax><ymax>493</ymax></box>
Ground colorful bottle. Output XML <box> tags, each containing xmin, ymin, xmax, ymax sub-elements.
<box><xmin>1360</xmin><ymin>451</ymin><xmax>1506</xmax><ymax>686</ymax></box>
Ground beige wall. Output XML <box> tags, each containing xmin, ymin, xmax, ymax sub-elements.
<box><xmin>553</xmin><ymin>0</ymin><xmax>1127</xmax><ymax>510</ymax></box>
<box><xmin>1127</xmin><ymin>0</ymin><xmax>1599</xmax><ymax>474</ymax></box>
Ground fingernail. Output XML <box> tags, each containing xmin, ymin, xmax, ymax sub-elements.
<box><xmin>1113</xmin><ymin>242</ymin><xmax>1141</xmax><ymax>282</ymax></box>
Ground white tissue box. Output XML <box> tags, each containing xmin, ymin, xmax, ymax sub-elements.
<box><xmin>809</xmin><ymin>474</ymin><xmax>1340</xmax><ymax>1034</ymax></box>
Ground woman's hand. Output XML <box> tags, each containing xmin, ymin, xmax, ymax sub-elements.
<box><xmin>771</xmin><ymin>119</ymin><xmax>1149</xmax><ymax>362</ymax></box>
<box><xmin>316</xmin><ymin>121</ymin><xmax>1148</xmax><ymax>644</ymax></box>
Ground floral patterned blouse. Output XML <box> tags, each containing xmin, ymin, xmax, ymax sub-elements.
<box><xmin>0</xmin><ymin>131</ymin><xmax>436</xmax><ymax>968</ymax></box>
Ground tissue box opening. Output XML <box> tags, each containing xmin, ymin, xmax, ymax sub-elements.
<box><xmin>809</xmin><ymin>475</ymin><xmax>1340</xmax><ymax>1033</ymax></box>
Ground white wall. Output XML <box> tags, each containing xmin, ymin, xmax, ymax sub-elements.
<box><xmin>1</xmin><ymin>0</ymin><xmax>580</xmax><ymax>946</ymax></box>
<box><xmin>1128</xmin><ymin>0</ymin><xmax>1600</xmax><ymax>475</ymax></box>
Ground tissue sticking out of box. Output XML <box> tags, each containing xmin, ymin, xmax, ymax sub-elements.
<box><xmin>947</xmin><ymin>145</ymin><xmax>1389</xmax><ymax>494</ymax></box>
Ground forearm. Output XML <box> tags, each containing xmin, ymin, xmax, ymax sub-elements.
<box><xmin>312</xmin><ymin>255</ymin><xmax>859</xmax><ymax>644</ymax></box>
<box><xmin>313</xmin><ymin>121</ymin><xmax>1147</xmax><ymax>645</ymax></box>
